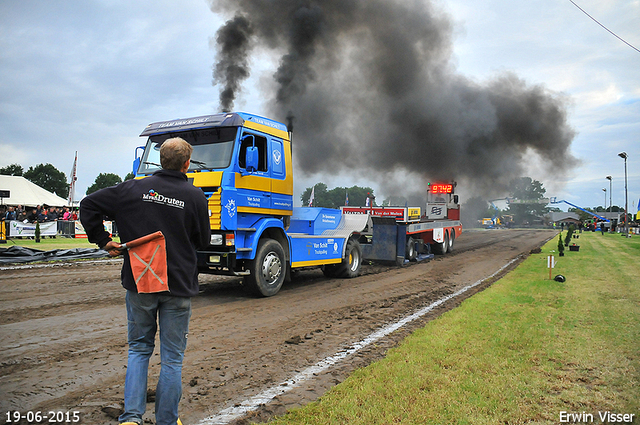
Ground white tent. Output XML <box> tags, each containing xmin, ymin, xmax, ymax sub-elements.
<box><xmin>0</xmin><ymin>175</ymin><xmax>69</xmax><ymax>207</ymax></box>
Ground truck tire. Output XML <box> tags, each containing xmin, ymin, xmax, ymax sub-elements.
<box><xmin>244</xmin><ymin>239</ymin><xmax>286</xmax><ymax>297</ymax></box>
<box><xmin>447</xmin><ymin>230</ymin><xmax>455</xmax><ymax>253</ymax></box>
<box><xmin>406</xmin><ymin>237</ymin><xmax>417</xmax><ymax>261</ymax></box>
<box><xmin>335</xmin><ymin>239</ymin><xmax>362</xmax><ymax>278</ymax></box>
<box><xmin>432</xmin><ymin>231</ymin><xmax>449</xmax><ymax>255</ymax></box>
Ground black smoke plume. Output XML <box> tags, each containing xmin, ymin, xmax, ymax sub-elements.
<box><xmin>212</xmin><ymin>14</ymin><xmax>254</xmax><ymax>112</ymax></box>
<box><xmin>209</xmin><ymin>0</ymin><xmax>578</xmax><ymax>197</ymax></box>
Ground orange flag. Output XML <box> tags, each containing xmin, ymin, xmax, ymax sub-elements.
<box><xmin>123</xmin><ymin>231</ymin><xmax>169</xmax><ymax>294</ymax></box>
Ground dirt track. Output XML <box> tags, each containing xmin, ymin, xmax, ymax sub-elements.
<box><xmin>0</xmin><ymin>229</ymin><xmax>555</xmax><ymax>424</ymax></box>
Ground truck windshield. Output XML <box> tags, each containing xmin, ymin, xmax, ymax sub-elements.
<box><xmin>137</xmin><ymin>127</ymin><xmax>238</xmax><ymax>174</ymax></box>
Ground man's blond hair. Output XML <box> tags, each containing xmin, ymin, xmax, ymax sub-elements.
<box><xmin>160</xmin><ymin>137</ymin><xmax>193</xmax><ymax>171</ymax></box>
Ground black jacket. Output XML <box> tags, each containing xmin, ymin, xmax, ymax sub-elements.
<box><xmin>80</xmin><ymin>169</ymin><xmax>211</xmax><ymax>297</ymax></box>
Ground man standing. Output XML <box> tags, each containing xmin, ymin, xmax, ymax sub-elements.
<box><xmin>4</xmin><ymin>206</ymin><xmax>16</xmax><ymax>220</ymax></box>
<box><xmin>80</xmin><ymin>138</ymin><xmax>210</xmax><ymax>425</ymax></box>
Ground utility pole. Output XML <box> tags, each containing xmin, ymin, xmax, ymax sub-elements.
<box><xmin>606</xmin><ymin>176</ymin><xmax>612</xmax><ymax>232</ymax></box>
<box><xmin>618</xmin><ymin>152</ymin><xmax>629</xmax><ymax>238</ymax></box>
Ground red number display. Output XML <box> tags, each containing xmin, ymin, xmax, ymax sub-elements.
<box><xmin>431</xmin><ymin>184</ymin><xmax>453</xmax><ymax>194</ymax></box>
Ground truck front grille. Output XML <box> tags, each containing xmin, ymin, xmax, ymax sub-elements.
<box><xmin>209</xmin><ymin>191</ymin><xmax>221</xmax><ymax>230</ymax></box>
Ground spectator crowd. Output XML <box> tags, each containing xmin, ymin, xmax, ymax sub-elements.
<box><xmin>2</xmin><ymin>205</ymin><xmax>78</xmax><ymax>223</ymax></box>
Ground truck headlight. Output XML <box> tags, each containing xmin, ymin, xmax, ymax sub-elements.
<box><xmin>210</xmin><ymin>234</ymin><xmax>223</xmax><ymax>245</ymax></box>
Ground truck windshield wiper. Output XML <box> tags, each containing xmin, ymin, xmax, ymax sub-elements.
<box><xmin>191</xmin><ymin>159</ymin><xmax>208</xmax><ymax>169</ymax></box>
<box><xmin>143</xmin><ymin>161</ymin><xmax>161</xmax><ymax>167</ymax></box>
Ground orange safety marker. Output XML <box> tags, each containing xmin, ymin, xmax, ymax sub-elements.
<box><xmin>122</xmin><ymin>231</ymin><xmax>168</xmax><ymax>293</ymax></box>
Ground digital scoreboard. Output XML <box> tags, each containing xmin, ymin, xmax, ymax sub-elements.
<box><xmin>430</xmin><ymin>184</ymin><xmax>453</xmax><ymax>194</ymax></box>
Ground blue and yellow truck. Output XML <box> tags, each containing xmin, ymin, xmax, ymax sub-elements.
<box><xmin>134</xmin><ymin>112</ymin><xmax>461</xmax><ymax>296</ymax></box>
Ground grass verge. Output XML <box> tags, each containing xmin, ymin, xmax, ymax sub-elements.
<box><xmin>1</xmin><ymin>236</ymin><xmax>118</xmax><ymax>251</ymax></box>
<box><xmin>269</xmin><ymin>232</ymin><xmax>639</xmax><ymax>424</ymax></box>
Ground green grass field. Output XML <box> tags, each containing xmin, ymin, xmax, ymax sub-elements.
<box><xmin>269</xmin><ymin>232</ymin><xmax>640</xmax><ymax>424</ymax></box>
<box><xmin>1</xmin><ymin>236</ymin><xmax>119</xmax><ymax>250</ymax></box>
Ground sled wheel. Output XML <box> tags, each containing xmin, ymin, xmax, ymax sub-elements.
<box><xmin>406</xmin><ymin>237</ymin><xmax>417</xmax><ymax>261</ymax></box>
<box><xmin>432</xmin><ymin>231</ymin><xmax>449</xmax><ymax>255</ymax></box>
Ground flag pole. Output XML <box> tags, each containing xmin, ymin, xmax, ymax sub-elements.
<box><xmin>68</xmin><ymin>151</ymin><xmax>78</xmax><ymax>206</ymax></box>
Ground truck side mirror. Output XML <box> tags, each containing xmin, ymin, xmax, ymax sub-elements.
<box><xmin>133</xmin><ymin>146</ymin><xmax>144</xmax><ymax>175</ymax></box>
<box><xmin>133</xmin><ymin>157</ymin><xmax>141</xmax><ymax>175</ymax></box>
<box><xmin>453</xmin><ymin>195</ymin><xmax>459</xmax><ymax>204</ymax></box>
<box><xmin>246</xmin><ymin>146</ymin><xmax>259</xmax><ymax>172</ymax></box>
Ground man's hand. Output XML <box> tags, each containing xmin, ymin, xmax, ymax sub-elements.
<box><xmin>103</xmin><ymin>240</ymin><xmax>124</xmax><ymax>257</ymax></box>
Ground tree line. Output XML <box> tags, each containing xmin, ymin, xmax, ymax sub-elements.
<box><xmin>300</xmin><ymin>183</ymin><xmax>377</xmax><ymax>208</ymax></box>
<box><xmin>0</xmin><ymin>163</ymin><xmax>133</xmax><ymax>198</ymax></box>
<box><xmin>303</xmin><ymin>177</ymin><xmax>618</xmax><ymax>227</ymax></box>
<box><xmin>5</xmin><ymin>163</ymin><xmax>623</xmax><ymax>225</ymax></box>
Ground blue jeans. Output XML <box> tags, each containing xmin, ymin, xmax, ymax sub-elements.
<box><xmin>119</xmin><ymin>291</ymin><xmax>191</xmax><ymax>425</ymax></box>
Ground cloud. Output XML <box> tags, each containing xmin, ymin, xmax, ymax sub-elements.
<box><xmin>0</xmin><ymin>0</ymin><xmax>636</xmax><ymax>209</ymax></box>
<box><xmin>0</xmin><ymin>0</ymin><xmax>222</xmax><ymax>196</ymax></box>
<box><xmin>0</xmin><ymin>144</ymin><xmax>31</xmax><ymax>168</ymax></box>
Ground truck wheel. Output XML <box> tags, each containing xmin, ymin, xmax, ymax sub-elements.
<box><xmin>406</xmin><ymin>237</ymin><xmax>417</xmax><ymax>261</ymax></box>
<box><xmin>245</xmin><ymin>239</ymin><xmax>286</xmax><ymax>297</ymax></box>
<box><xmin>447</xmin><ymin>231</ymin><xmax>455</xmax><ymax>253</ymax></box>
<box><xmin>336</xmin><ymin>239</ymin><xmax>362</xmax><ymax>278</ymax></box>
<box><xmin>432</xmin><ymin>231</ymin><xmax>449</xmax><ymax>255</ymax></box>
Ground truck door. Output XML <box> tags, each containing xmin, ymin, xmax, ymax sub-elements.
<box><xmin>237</xmin><ymin>131</ymin><xmax>272</xmax><ymax>212</ymax></box>
<box><xmin>269</xmin><ymin>138</ymin><xmax>291</xmax><ymax>212</ymax></box>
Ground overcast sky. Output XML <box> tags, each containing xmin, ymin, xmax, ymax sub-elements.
<box><xmin>1</xmin><ymin>0</ymin><xmax>638</xmax><ymax>213</ymax></box>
